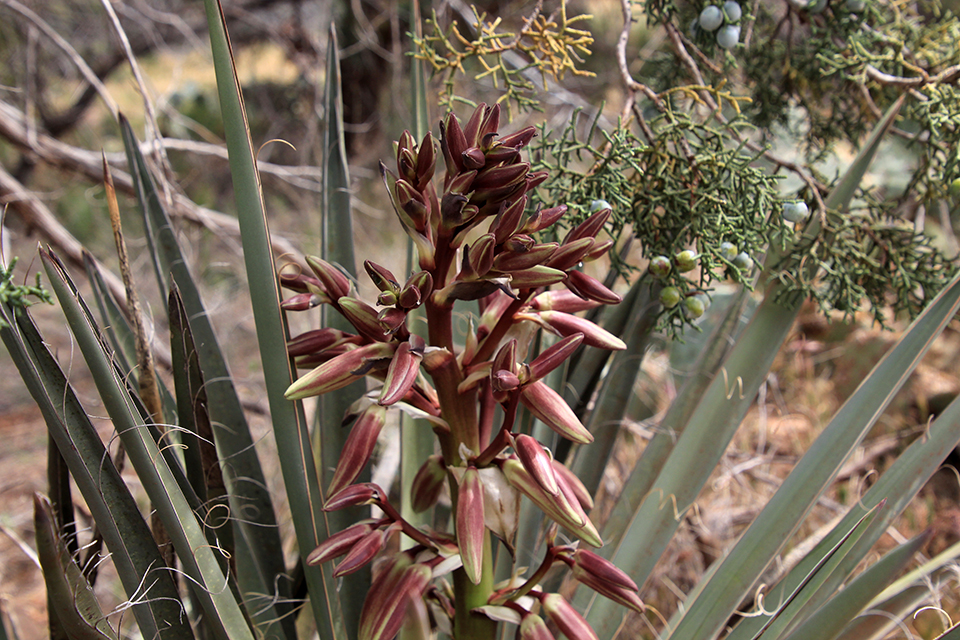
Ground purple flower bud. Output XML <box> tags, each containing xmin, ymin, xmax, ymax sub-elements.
<box><xmin>279</xmin><ymin>271</ymin><xmax>323</xmax><ymax>294</ymax></box>
<box><xmin>462</xmin><ymin>147</ymin><xmax>486</xmax><ymax>170</ymax></box>
<box><xmin>530</xmin><ymin>290</ymin><xmax>601</xmax><ymax>313</ymax></box>
<box><xmin>532</xmin><ymin>310</ymin><xmax>626</xmax><ymax>351</ymax></box>
<box><xmin>359</xmin><ymin>558</ymin><xmax>432</xmax><ymax>640</ymax></box>
<box><xmin>457</xmin><ymin>466</ymin><xmax>486</xmax><ymax>585</ymax></box>
<box><xmin>377</xmin><ymin>307</ymin><xmax>408</xmax><ymax>335</ymax></box>
<box><xmin>414</xmin><ymin>131</ymin><xmax>437</xmax><ymax>191</ymax></box>
<box><xmin>462</xmin><ymin>103</ymin><xmax>488</xmax><ymax>148</ymax></box>
<box><xmin>552</xmin><ymin>459</ymin><xmax>594</xmax><ymax>510</ymax></box>
<box><xmin>441</xmin><ymin>113</ymin><xmax>468</xmax><ymax>178</ymax></box>
<box><xmin>565</xmin><ymin>271</ymin><xmax>622</xmax><ymax>305</ymax></box>
<box><xmin>520</xmin><ymin>381</ymin><xmax>594</xmax><ymax>444</ymax></box>
<box><xmin>528</xmin><ymin>334</ymin><xmax>584</xmax><ymax>382</ymax></box>
<box><xmin>493</xmin><ymin>340</ymin><xmax>519</xmax><ymax>378</ymax></box>
<box><xmin>573</xmin><ymin>549</ymin><xmax>637</xmax><ymax>591</ymax></box>
<box><xmin>507</xmin><ymin>266</ymin><xmax>568</xmax><ymax>290</ymax></box>
<box><xmin>496</xmin><ymin>125</ymin><xmax>538</xmax><ymax>150</ymax></box>
<box><xmin>410</xmin><ymin>455</ymin><xmax>446</xmax><ymax>513</ymax></box>
<box><xmin>461</xmin><ymin>234</ymin><xmax>497</xmax><ymax>280</ymax></box>
<box><xmin>571</xmin><ymin>567</ymin><xmax>645</xmax><ymax>614</ymax></box>
<box><xmin>546</xmin><ymin>238</ymin><xmax>595</xmax><ymax>272</ymax></box>
<box><xmin>323</xmin><ymin>482</ymin><xmax>384</xmax><ymax>512</ymax></box>
<box><xmin>473</xmin><ymin>162</ymin><xmax>530</xmax><ymax>191</ymax></box>
<box><xmin>395</xmin><ymin>179</ymin><xmax>429</xmax><ymax>230</ymax></box>
<box><xmin>285</xmin><ymin>343</ymin><xmax>396</xmax><ymax>400</ymax></box>
<box><xmin>327</xmin><ymin>404</ymin><xmax>388</xmax><ymax>498</ymax></box>
<box><xmin>335</xmin><ymin>527</ymin><xmax>387</xmax><ymax>577</ymax></box>
<box><xmin>514</xmin><ymin>434</ymin><xmax>560</xmax><ymax>497</ymax></box>
<box><xmin>489</xmin><ymin>197</ymin><xmax>528</xmax><ymax>244</ymax></box>
<box><xmin>483</xmin><ymin>145</ymin><xmax>521</xmax><ymax>164</ymax></box>
<box><xmin>307</xmin><ymin>521</ymin><xmax>376</xmax><ymax>565</ymax></box>
<box><xmin>339</xmin><ymin>297</ymin><xmax>390</xmax><ymax>343</ymax></box>
<box><xmin>280</xmin><ymin>292</ymin><xmax>326</xmax><ymax>311</ymax></box>
<box><xmin>541</xmin><ymin>593</ymin><xmax>599</xmax><ymax>640</ymax></box>
<box><xmin>563</xmin><ymin>210</ymin><xmax>610</xmax><ymax>245</ymax></box>
<box><xmin>306</xmin><ymin>256</ymin><xmax>351</xmax><ymax>299</ymax></box>
<box><xmin>519</xmin><ymin>613</ymin><xmax>556</xmax><ymax>640</ymax></box>
<box><xmin>522</xmin><ymin>205</ymin><xmax>567</xmax><ymax>234</ymax></box>
<box><xmin>287</xmin><ymin>328</ymin><xmax>356</xmax><ymax>357</ymax></box>
<box><xmin>365</xmin><ymin>260</ymin><xmax>400</xmax><ymax>293</ymax></box>
<box><xmin>493</xmin><ymin>243</ymin><xmax>560</xmax><ymax>272</ymax></box>
<box><xmin>378</xmin><ymin>340</ymin><xmax>423</xmax><ymax>406</ymax></box>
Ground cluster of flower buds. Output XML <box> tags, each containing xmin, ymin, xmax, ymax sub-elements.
<box><xmin>281</xmin><ymin>103</ymin><xmax>637</xmax><ymax>640</ymax></box>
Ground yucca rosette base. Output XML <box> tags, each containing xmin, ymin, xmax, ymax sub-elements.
<box><xmin>283</xmin><ymin>103</ymin><xmax>637</xmax><ymax>639</ymax></box>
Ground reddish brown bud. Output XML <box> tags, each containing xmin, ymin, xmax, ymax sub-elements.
<box><xmin>307</xmin><ymin>521</ymin><xmax>376</xmax><ymax>565</ymax></box>
<box><xmin>507</xmin><ymin>266</ymin><xmax>567</xmax><ymax>289</ymax></box>
<box><xmin>339</xmin><ymin>297</ymin><xmax>390</xmax><ymax>342</ymax></box>
<box><xmin>395</xmin><ymin>179</ymin><xmax>429</xmax><ymax>229</ymax></box>
<box><xmin>324</xmin><ymin>483</ymin><xmax>384</xmax><ymax>512</ymax></box>
<box><xmin>441</xmin><ymin>114</ymin><xmax>468</xmax><ymax>177</ymax></box>
<box><xmin>571</xmin><ymin>567</ymin><xmax>645</xmax><ymax>614</ymax></box>
<box><xmin>519</xmin><ymin>381</ymin><xmax>593</xmax><ymax>444</ymax></box>
<box><xmin>514</xmin><ymin>434</ymin><xmax>560</xmax><ymax>497</ymax></box>
<box><xmin>285</xmin><ymin>343</ymin><xmax>395</xmax><ymax>400</ymax></box>
<box><xmin>522</xmin><ymin>205</ymin><xmax>567</xmax><ymax>234</ymax></box>
<box><xmin>493</xmin><ymin>243</ymin><xmax>559</xmax><ymax>272</ymax></box>
<box><xmin>491</xmin><ymin>370</ymin><xmax>521</xmax><ymax>394</ymax></box>
<box><xmin>573</xmin><ymin>548</ymin><xmax>637</xmax><ymax>591</ymax></box>
<box><xmin>563</xmin><ymin>210</ymin><xmax>610</xmax><ymax>244</ymax></box>
<box><xmin>462</xmin><ymin>147</ymin><xmax>486</xmax><ymax>170</ymax></box>
<box><xmin>528</xmin><ymin>334</ymin><xmax>584</xmax><ymax>382</ymax></box>
<box><xmin>541</xmin><ymin>594</ymin><xmax>598</xmax><ymax>640</ymax></box>
<box><xmin>306</xmin><ymin>256</ymin><xmax>351</xmax><ymax>299</ymax></box>
<box><xmin>473</xmin><ymin>162</ymin><xmax>529</xmax><ymax>191</ymax></box>
<box><xmin>565</xmin><ymin>271</ymin><xmax>623</xmax><ymax>305</ymax></box>
<box><xmin>520</xmin><ymin>613</ymin><xmax>555</xmax><ymax>640</ymax></box>
<box><xmin>457</xmin><ymin>466</ymin><xmax>486</xmax><ymax>585</ymax></box>
<box><xmin>489</xmin><ymin>197</ymin><xmax>528</xmax><ymax>244</ymax></box>
<box><xmin>497</xmin><ymin>125</ymin><xmax>537</xmax><ymax>150</ymax></box>
<box><xmin>546</xmin><ymin>238</ymin><xmax>595</xmax><ymax>272</ymax></box>
<box><xmin>584</xmin><ymin>238</ymin><xmax>615</xmax><ymax>262</ymax></box>
<box><xmin>478</xmin><ymin>104</ymin><xmax>501</xmax><ymax>146</ymax></box>
<box><xmin>483</xmin><ymin>145</ymin><xmax>520</xmax><ymax>164</ymax></box>
<box><xmin>365</xmin><ymin>261</ymin><xmax>400</xmax><ymax>293</ymax></box>
<box><xmin>379</xmin><ymin>340</ymin><xmax>423</xmax><ymax>406</ymax></box>
<box><xmin>535</xmin><ymin>310</ymin><xmax>626</xmax><ymax>351</ymax></box>
<box><xmin>280</xmin><ymin>271</ymin><xmax>324</xmax><ymax>293</ymax></box>
<box><xmin>414</xmin><ymin>131</ymin><xmax>437</xmax><ymax>190</ymax></box>
<box><xmin>377</xmin><ymin>307</ymin><xmax>408</xmax><ymax>335</ymax></box>
<box><xmin>530</xmin><ymin>290</ymin><xmax>602</xmax><ymax>313</ymax></box>
<box><xmin>411</xmin><ymin>455</ymin><xmax>446</xmax><ymax>513</ymax></box>
<box><xmin>287</xmin><ymin>328</ymin><xmax>355</xmax><ymax>357</ymax></box>
<box><xmin>335</xmin><ymin>527</ymin><xmax>387</xmax><ymax>577</ymax></box>
<box><xmin>327</xmin><ymin>404</ymin><xmax>388</xmax><ymax>498</ymax></box>
<box><xmin>462</xmin><ymin>103</ymin><xmax>487</xmax><ymax>147</ymax></box>
<box><xmin>359</xmin><ymin>558</ymin><xmax>432</xmax><ymax>640</ymax></box>
<box><xmin>492</xmin><ymin>340</ymin><xmax>518</xmax><ymax>378</ymax></box>
<box><xmin>553</xmin><ymin>459</ymin><xmax>594</xmax><ymax>510</ymax></box>
<box><xmin>280</xmin><ymin>292</ymin><xmax>326</xmax><ymax>311</ymax></box>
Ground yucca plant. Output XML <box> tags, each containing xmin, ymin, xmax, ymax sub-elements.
<box><xmin>3</xmin><ymin>0</ymin><xmax>960</xmax><ymax>639</ymax></box>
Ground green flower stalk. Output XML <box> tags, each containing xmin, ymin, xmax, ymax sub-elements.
<box><xmin>282</xmin><ymin>103</ymin><xmax>636</xmax><ymax>639</ymax></box>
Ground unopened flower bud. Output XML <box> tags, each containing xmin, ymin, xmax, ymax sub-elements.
<box><xmin>411</xmin><ymin>455</ymin><xmax>446</xmax><ymax>513</ymax></box>
<box><xmin>462</xmin><ymin>147</ymin><xmax>486</xmax><ymax>170</ymax></box>
<box><xmin>365</xmin><ymin>260</ymin><xmax>400</xmax><ymax>293</ymax></box>
<box><xmin>565</xmin><ymin>271</ymin><xmax>622</xmax><ymax>305</ymax></box>
<box><xmin>285</xmin><ymin>342</ymin><xmax>395</xmax><ymax>400</ymax></box>
<box><xmin>378</xmin><ymin>340</ymin><xmax>423</xmax><ymax>406</ymax></box>
<box><xmin>280</xmin><ymin>292</ymin><xmax>326</xmax><ymax>311</ymax></box>
<box><xmin>534</xmin><ymin>310</ymin><xmax>626</xmax><ymax>351</ymax></box>
<box><xmin>414</xmin><ymin>132</ymin><xmax>437</xmax><ymax>191</ymax></box>
<box><xmin>306</xmin><ymin>256</ymin><xmax>352</xmax><ymax>299</ymax></box>
<box><xmin>323</xmin><ymin>483</ymin><xmax>383</xmax><ymax>511</ymax></box>
<box><xmin>564</xmin><ymin>210</ymin><xmax>610</xmax><ymax>245</ymax></box>
<box><xmin>514</xmin><ymin>434</ymin><xmax>560</xmax><ymax>496</ymax></box>
<box><xmin>520</xmin><ymin>381</ymin><xmax>593</xmax><ymax>444</ymax></box>
<box><xmin>520</xmin><ymin>613</ymin><xmax>555</xmax><ymax>640</ymax></box>
<box><xmin>335</xmin><ymin>527</ymin><xmax>387</xmax><ymax>577</ymax></box>
<box><xmin>307</xmin><ymin>521</ymin><xmax>376</xmax><ymax>565</ymax></box>
<box><xmin>457</xmin><ymin>467</ymin><xmax>486</xmax><ymax>585</ymax></box>
<box><xmin>508</xmin><ymin>266</ymin><xmax>568</xmax><ymax>290</ymax></box>
<box><xmin>327</xmin><ymin>404</ymin><xmax>388</xmax><ymax>498</ymax></box>
<box><xmin>489</xmin><ymin>197</ymin><xmax>528</xmax><ymax>244</ymax></box>
<box><xmin>358</xmin><ymin>556</ymin><xmax>432</xmax><ymax>640</ymax></box>
<box><xmin>522</xmin><ymin>205</ymin><xmax>567</xmax><ymax>234</ymax></box>
<box><xmin>541</xmin><ymin>593</ymin><xmax>599</xmax><ymax>640</ymax></box>
<box><xmin>530</xmin><ymin>290</ymin><xmax>601</xmax><ymax>313</ymax></box>
<box><xmin>528</xmin><ymin>334</ymin><xmax>584</xmax><ymax>381</ymax></box>
<box><xmin>497</xmin><ymin>125</ymin><xmax>537</xmax><ymax>150</ymax></box>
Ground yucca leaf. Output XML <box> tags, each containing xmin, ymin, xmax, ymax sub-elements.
<box><xmin>835</xmin><ymin>585</ymin><xmax>931</xmax><ymax>640</ymax></box>
<box><xmin>41</xmin><ymin>250</ymin><xmax>254</xmax><ymax>640</ymax></box>
<box><xmin>0</xmin><ymin>301</ymin><xmax>192</xmax><ymax>640</ymax></box>
<box><xmin>200</xmin><ymin>0</ymin><xmax>345</xmax><ymax>635</ymax></box>
<box><xmin>34</xmin><ymin>494</ymin><xmax>119</xmax><ymax>640</ymax></box>
<box><xmin>725</xmin><ymin>383</ymin><xmax>960</xmax><ymax>640</ymax></box>
<box><xmin>751</xmin><ymin>502</ymin><xmax>882</xmax><ymax>640</ymax></box>
<box><xmin>585</xmin><ymin>97</ymin><xmax>905</xmax><ymax>638</ymax></box>
<box><xmin>780</xmin><ymin>530</ymin><xmax>932</xmax><ymax>640</ymax></box>
<box><xmin>119</xmin><ymin>97</ymin><xmax>293</xmax><ymax>637</ymax></box>
<box><xmin>568</xmin><ymin>278</ymin><xmax>659</xmax><ymax>496</ymax></box>
<box><xmin>666</xmin><ymin>269</ymin><xmax>960</xmax><ymax>640</ymax></box>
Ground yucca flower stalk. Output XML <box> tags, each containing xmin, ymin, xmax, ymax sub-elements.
<box><xmin>282</xmin><ymin>103</ymin><xmax>633</xmax><ymax>640</ymax></box>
